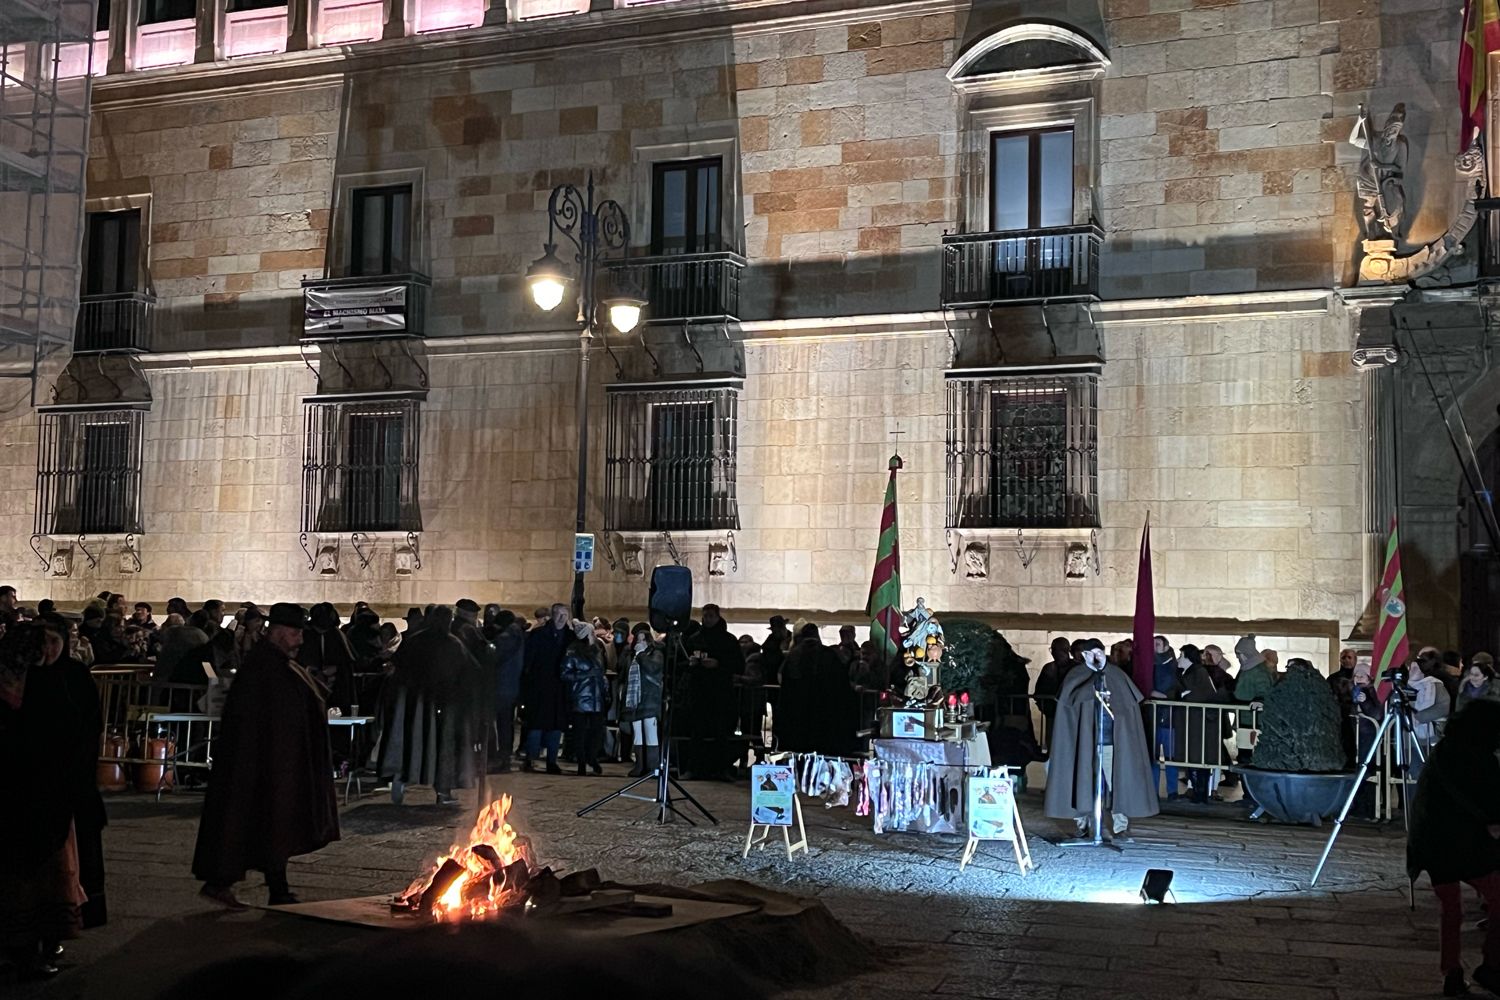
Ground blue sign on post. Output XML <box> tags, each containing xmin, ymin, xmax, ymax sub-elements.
<box><xmin>573</xmin><ymin>533</ymin><xmax>595</xmax><ymax>573</ymax></box>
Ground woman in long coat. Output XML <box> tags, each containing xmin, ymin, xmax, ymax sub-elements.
<box><xmin>374</xmin><ymin>605</ymin><xmax>480</xmax><ymax>806</ymax></box>
<box><xmin>0</xmin><ymin>622</ymin><xmax>90</xmax><ymax>978</ymax></box>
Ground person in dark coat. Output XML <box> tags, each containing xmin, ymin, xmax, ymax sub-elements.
<box><xmin>1033</xmin><ymin>636</ymin><xmax>1074</xmax><ymax>753</ymax></box>
<box><xmin>486</xmin><ymin>608</ymin><xmax>525</xmax><ymax>772</ymax></box>
<box><xmin>375</xmin><ymin>605</ymin><xmax>481</xmax><ymax>806</ymax></box>
<box><xmin>1328</xmin><ymin>647</ymin><xmax>1358</xmax><ymax>768</ymax></box>
<box><xmin>0</xmin><ymin>623</ymin><xmax>88</xmax><ymax>979</ymax></box>
<box><xmin>776</xmin><ymin>624</ymin><xmax>825</xmax><ymax>753</ymax></box>
<box><xmin>151</xmin><ymin>615</ymin><xmax>208</xmax><ymax>685</ymax></box>
<box><xmin>1045</xmin><ymin>640</ymin><xmax>1159</xmax><ymax>837</ymax></box>
<box><xmin>561</xmin><ymin>621</ymin><xmax>609</xmax><ymax>776</ymax></box>
<box><xmin>1164</xmin><ymin>644</ymin><xmax>1231</xmax><ymax>804</ymax></box>
<box><xmin>1407</xmin><ymin>699</ymin><xmax>1500</xmax><ymax>998</ymax></box>
<box><xmin>302</xmin><ymin>603</ymin><xmax>357</xmax><ymax>715</ymax></box>
<box><xmin>1148</xmin><ymin>635</ymin><xmax>1181</xmax><ymax>801</ymax></box>
<box><xmin>682</xmin><ymin>604</ymin><xmax>744</xmax><ymax>780</ymax></box>
<box><xmin>520</xmin><ymin>603</ymin><xmax>572</xmax><ymax>774</ymax></box>
<box><xmin>39</xmin><ymin>618</ymin><xmax>108</xmax><ymax>930</ymax></box>
<box><xmin>192</xmin><ymin>603</ymin><xmax>338</xmax><ymax>909</ymax></box>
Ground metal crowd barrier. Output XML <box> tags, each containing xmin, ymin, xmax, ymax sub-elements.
<box><xmin>1142</xmin><ymin>698</ymin><xmax>1259</xmax><ymax>774</ymax></box>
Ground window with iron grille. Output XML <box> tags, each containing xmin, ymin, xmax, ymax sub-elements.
<box><xmin>349</xmin><ymin>185</ymin><xmax>413</xmax><ymax>278</ymax></box>
<box><xmin>35</xmin><ymin>407</ymin><xmax>147</xmax><ymax>536</ymax></box>
<box><xmin>605</xmin><ymin>382</ymin><xmax>740</xmax><ymax>532</ymax></box>
<box><xmin>946</xmin><ymin>370</ymin><xmax>1098</xmax><ymax>529</ymax></box>
<box><xmin>301</xmin><ymin>395</ymin><xmax>422</xmax><ymax>533</ymax></box>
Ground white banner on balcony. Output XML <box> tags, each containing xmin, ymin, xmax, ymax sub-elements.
<box><xmin>305</xmin><ymin>285</ymin><xmax>408</xmax><ymax>335</ymax></box>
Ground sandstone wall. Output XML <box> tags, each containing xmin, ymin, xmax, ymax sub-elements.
<box><xmin>0</xmin><ymin>304</ymin><xmax>1366</xmax><ymax>657</ymax></box>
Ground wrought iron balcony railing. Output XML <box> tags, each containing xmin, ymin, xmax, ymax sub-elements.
<box><xmin>301</xmin><ymin>272</ymin><xmax>430</xmax><ymax>341</ymax></box>
<box><xmin>942</xmin><ymin>224</ymin><xmax>1103</xmax><ymax>308</ymax></box>
<box><xmin>73</xmin><ymin>291</ymin><xmax>156</xmax><ymax>353</ymax></box>
<box><xmin>606</xmin><ymin>251</ymin><xmax>744</xmax><ymax>324</ymax></box>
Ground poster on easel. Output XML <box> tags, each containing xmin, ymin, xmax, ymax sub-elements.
<box><xmin>750</xmin><ymin>763</ymin><xmax>795</xmax><ymax>827</ymax></box>
<box><xmin>959</xmin><ymin>768</ymin><xmax>1032</xmax><ymax>876</ymax></box>
<box><xmin>745</xmin><ymin>760</ymin><xmax>807</xmax><ymax>860</ymax></box>
<box><xmin>966</xmin><ymin>773</ymin><xmax>1016</xmax><ymax>841</ymax></box>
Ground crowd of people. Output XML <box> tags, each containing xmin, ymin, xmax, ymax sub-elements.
<box><xmin>6</xmin><ymin>581</ymin><xmax>1500</xmax><ymax>987</ymax></box>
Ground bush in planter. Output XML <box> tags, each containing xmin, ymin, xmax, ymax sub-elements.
<box><xmin>1250</xmin><ymin>659</ymin><xmax>1346</xmax><ymax>773</ymax></box>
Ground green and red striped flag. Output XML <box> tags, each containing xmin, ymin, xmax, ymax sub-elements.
<box><xmin>1372</xmin><ymin>515</ymin><xmax>1410</xmax><ymax>682</ymax></box>
<box><xmin>866</xmin><ymin>453</ymin><xmax>904</xmax><ymax>665</ymax></box>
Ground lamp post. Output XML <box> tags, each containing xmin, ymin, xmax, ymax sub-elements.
<box><xmin>526</xmin><ymin>173</ymin><xmax>645</xmax><ymax>622</ymax></box>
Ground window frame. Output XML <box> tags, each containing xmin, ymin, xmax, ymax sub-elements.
<box><xmin>138</xmin><ymin>0</ymin><xmax>195</xmax><ymax>25</ymax></box>
<box><xmin>34</xmin><ymin>405</ymin><xmax>148</xmax><ymax>537</ymax></box>
<box><xmin>989</xmin><ymin>124</ymin><xmax>1074</xmax><ymax>233</ymax></box>
<box><xmin>604</xmin><ymin>380</ymin><xmax>741</xmax><ymax>533</ymax></box>
<box><xmin>82</xmin><ymin>208</ymin><xmax>142</xmax><ymax>297</ymax></box>
<box><xmin>348</xmin><ymin>184</ymin><xmax>413</xmax><ymax>279</ymax></box>
<box><xmin>650</xmin><ymin>157</ymin><xmax>723</xmax><ymax>257</ymax></box>
<box><xmin>302</xmin><ymin>394</ymin><xmax>423</xmax><ymax>534</ymax></box>
<box><xmin>945</xmin><ymin>368</ymin><xmax>1099</xmax><ymax>531</ymax></box>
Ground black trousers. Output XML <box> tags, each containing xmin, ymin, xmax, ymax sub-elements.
<box><xmin>572</xmin><ymin>711</ymin><xmax>604</xmax><ymax>767</ymax></box>
<box><xmin>495</xmin><ymin>697</ymin><xmax>517</xmax><ymax>762</ymax></box>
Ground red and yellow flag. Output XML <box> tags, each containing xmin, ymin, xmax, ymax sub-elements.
<box><xmin>1372</xmin><ymin>515</ymin><xmax>1410</xmax><ymax>683</ymax></box>
<box><xmin>1460</xmin><ymin>0</ymin><xmax>1500</xmax><ymax>143</ymax></box>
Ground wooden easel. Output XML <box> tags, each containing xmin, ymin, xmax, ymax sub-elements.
<box><xmin>743</xmin><ymin>752</ymin><xmax>809</xmax><ymax>860</ymax></box>
<box><xmin>959</xmin><ymin>768</ymin><xmax>1033</xmax><ymax>876</ymax></box>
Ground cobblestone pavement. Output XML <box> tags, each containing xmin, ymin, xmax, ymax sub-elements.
<box><xmin>20</xmin><ymin>767</ymin><xmax>1440</xmax><ymax>1000</ymax></box>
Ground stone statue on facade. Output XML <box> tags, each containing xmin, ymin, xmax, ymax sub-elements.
<box><xmin>1350</xmin><ymin>103</ymin><xmax>1485</xmax><ymax>287</ymax></box>
<box><xmin>1350</xmin><ymin>103</ymin><xmax>1408</xmax><ymax>242</ymax></box>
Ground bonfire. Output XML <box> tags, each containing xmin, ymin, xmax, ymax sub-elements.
<box><xmin>392</xmin><ymin>794</ymin><xmax>537</xmax><ymax>922</ymax></box>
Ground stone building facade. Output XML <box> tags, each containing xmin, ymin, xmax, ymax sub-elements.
<box><xmin>0</xmin><ymin>0</ymin><xmax>1486</xmax><ymax>660</ymax></box>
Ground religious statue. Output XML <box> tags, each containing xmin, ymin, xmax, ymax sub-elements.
<box><xmin>898</xmin><ymin>598</ymin><xmax>946</xmax><ymax>706</ymax></box>
<box><xmin>1349</xmin><ymin>103</ymin><xmax>1408</xmax><ymax>242</ymax></box>
<box><xmin>901</xmin><ymin>597</ymin><xmax>943</xmax><ymax>654</ymax></box>
<box><xmin>1348</xmin><ymin>102</ymin><xmax>1484</xmax><ymax>286</ymax></box>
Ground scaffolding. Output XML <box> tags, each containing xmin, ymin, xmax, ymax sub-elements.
<box><xmin>0</xmin><ymin>0</ymin><xmax>94</xmax><ymax>412</ymax></box>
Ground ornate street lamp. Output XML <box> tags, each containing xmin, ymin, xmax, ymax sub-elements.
<box><xmin>527</xmin><ymin>172</ymin><xmax>643</xmax><ymax>621</ymax></box>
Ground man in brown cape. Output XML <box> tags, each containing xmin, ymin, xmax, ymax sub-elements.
<box><xmin>193</xmin><ymin>602</ymin><xmax>339</xmax><ymax>908</ymax></box>
<box><xmin>1044</xmin><ymin>639</ymin><xmax>1159</xmax><ymax>836</ymax></box>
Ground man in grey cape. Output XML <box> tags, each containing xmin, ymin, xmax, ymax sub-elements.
<box><xmin>1044</xmin><ymin>640</ymin><xmax>1159</xmax><ymax>836</ymax></box>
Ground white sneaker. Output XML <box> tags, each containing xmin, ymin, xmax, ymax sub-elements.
<box><xmin>1074</xmin><ymin>816</ymin><xmax>1089</xmax><ymax>836</ymax></box>
<box><xmin>1112</xmin><ymin>814</ymin><xmax>1129</xmax><ymax>835</ymax></box>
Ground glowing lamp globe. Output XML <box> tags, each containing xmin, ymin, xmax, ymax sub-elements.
<box><xmin>526</xmin><ymin>247</ymin><xmax>569</xmax><ymax>312</ymax></box>
<box><xmin>606</xmin><ymin>296</ymin><xmax>646</xmax><ymax>334</ymax></box>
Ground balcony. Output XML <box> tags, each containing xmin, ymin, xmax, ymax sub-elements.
<box><xmin>74</xmin><ymin>292</ymin><xmax>155</xmax><ymax>353</ymax></box>
<box><xmin>941</xmin><ymin>224</ymin><xmax>1102</xmax><ymax>308</ymax></box>
<box><xmin>301</xmin><ymin>273</ymin><xmax>429</xmax><ymax>341</ymax></box>
<box><xmin>606</xmin><ymin>251</ymin><xmax>744</xmax><ymax>324</ymax></box>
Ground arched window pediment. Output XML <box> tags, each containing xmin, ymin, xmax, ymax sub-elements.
<box><xmin>948</xmin><ymin>23</ymin><xmax>1109</xmax><ymax>90</ymax></box>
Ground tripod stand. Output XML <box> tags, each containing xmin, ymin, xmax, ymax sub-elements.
<box><xmin>577</xmin><ymin>628</ymin><xmax>717</xmax><ymax>826</ymax></box>
<box><xmin>1310</xmin><ymin>680</ymin><xmax>1425</xmax><ymax>886</ymax></box>
<box><xmin>1060</xmin><ymin>669</ymin><xmax>1127</xmax><ymax>851</ymax></box>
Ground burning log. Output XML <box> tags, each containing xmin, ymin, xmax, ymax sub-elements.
<box><xmin>503</xmin><ymin>859</ymin><xmax>531</xmax><ymax>895</ymax></box>
<box><xmin>418</xmin><ymin>858</ymin><xmax>466</xmax><ymax>914</ymax></box>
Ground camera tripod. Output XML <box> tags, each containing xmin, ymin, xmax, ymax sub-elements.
<box><xmin>1310</xmin><ymin>678</ymin><xmax>1425</xmax><ymax>887</ymax></box>
<box><xmin>577</xmin><ymin>628</ymin><xmax>717</xmax><ymax>826</ymax></box>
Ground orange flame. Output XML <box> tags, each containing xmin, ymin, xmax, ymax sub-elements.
<box><xmin>403</xmin><ymin>794</ymin><xmax>533</xmax><ymax>922</ymax></box>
